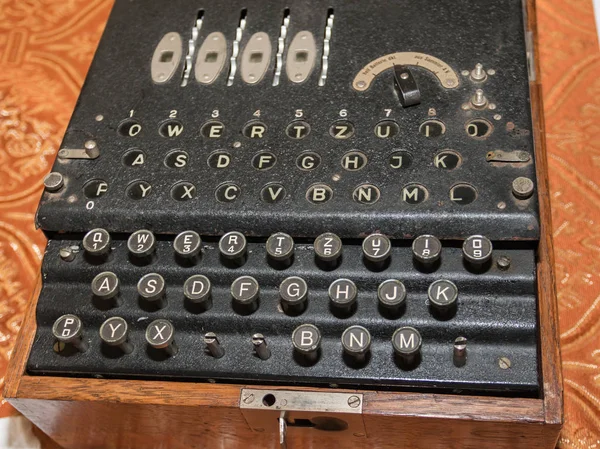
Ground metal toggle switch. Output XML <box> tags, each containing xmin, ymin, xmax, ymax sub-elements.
<box><xmin>394</xmin><ymin>65</ymin><xmax>421</xmax><ymax>107</ymax></box>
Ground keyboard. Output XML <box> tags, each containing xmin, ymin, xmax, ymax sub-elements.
<box><xmin>28</xmin><ymin>0</ymin><xmax>541</xmax><ymax>396</ymax></box>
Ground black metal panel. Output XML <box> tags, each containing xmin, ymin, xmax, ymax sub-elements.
<box><xmin>28</xmin><ymin>237</ymin><xmax>538</xmax><ymax>394</ymax></box>
<box><xmin>36</xmin><ymin>0</ymin><xmax>538</xmax><ymax>240</ymax></box>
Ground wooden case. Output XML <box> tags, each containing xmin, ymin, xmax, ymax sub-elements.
<box><xmin>3</xmin><ymin>1</ymin><xmax>562</xmax><ymax>447</ymax></box>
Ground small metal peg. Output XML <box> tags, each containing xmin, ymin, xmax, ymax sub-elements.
<box><xmin>84</xmin><ymin>140</ymin><xmax>100</xmax><ymax>158</ymax></box>
<box><xmin>205</xmin><ymin>332</ymin><xmax>225</xmax><ymax>358</ymax></box>
<box><xmin>453</xmin><ymin>336</ymin><xmax>467</xmax><ymax>367</ymax></box>
<box><xmin>252</xmin><ymin>333</ymin><xmax>271</xmax><ymax>360</ymax></box>
<box><xmin>59</xmin><ymin>246</ymin><xmax>78</xmax><ymax>262</ymax></box>
<box><xmin>43</xmin><ymin>172</ymin><xmax>64</xmax><ymax>192</ymax></box>
<box><xmin>470</xmin><ymin>63</ymin><xmax>487</xmax><ymax>82</ymax></box>
<box><xmin>470</xmin><ymin>89</ymin><xmax>488</xmax><ymax>109</ymax></box>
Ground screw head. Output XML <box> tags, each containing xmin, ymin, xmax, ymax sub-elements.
<box><xmin>497</xmin><ymin>256</ymin><xmax>511</xmax><ymax>270</ymax></box>
<box><xmin>43</xmin><ymin>172</ymin><xmax>64</xmax><ymax>192</ymax></box>
<box><xmin>499</xmin><ymin>357</ymin><xmax>512</xmax><ymax>369</ymax></box>
<box><xmin>59</xmin><ymin>246</ymin><xmax>76</xmax><ymax>262</ymax></box>
<box><xmin>347</xmin><ymin>395</ymin><xmax>361</xmax><ymax>408</ymax></box>
<box><xmin>454</xmin><ymin>336</ymin><xmax>467</xmax><ymax>350</ymax></box>
<box><xmin>243</xmin><ymin>394</ymin><xmax>255</xmax><ymax>404</ymax></box>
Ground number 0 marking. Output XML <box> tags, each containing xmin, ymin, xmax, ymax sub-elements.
<box><xmin>86</xmin><ymin>201</ymin><xmax>95</xmax><ymax>210</ymax></box>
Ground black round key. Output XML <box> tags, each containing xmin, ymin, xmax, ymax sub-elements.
<box><xmin>392</xmin><ymin>326</ymin><xmax>422</xmax><ymax>364</ymax></box>
<box><xmin>328</xmin><ymin>279</ymin><xmax>357</xmax><ymax>313</ymax></box>
<box><xmin>145</xmin><ymin>319</ymin><xmax>177</xmax><ymax>355</ymax></box>
<box><xmin>314</xmin><ymin>232</ymin><xmax>343</xmax><ymax>265</ymax></box>
<box><xmin>127</xmin><ymin>229</ymin><xmax>156</xmax><ymax>257</ymax></box>
<box><xmin>362</xmin><ymin>233</ymin><xmax>391</xmax><ymax>264</ymax></box>
<box><xmin>137</xmin><ymin>273</ymin><xmax>166</xmax><ymax>308</ymax></box>
<box><xmin>341</xmin><ymin>325</ymin><xmax>371</xmax><ymax>363</ymax></box>
<box><xmin>91</xmin><ymin>271</ymin><xmax>119</xmax><ymax>301</ymax></box>
<box><xmin>377</xmin><ymin>279</ymin><xmax>407</xmax><ymax>310</ymax></box>
<box><xmin>292</xmin><ymin>323</ymin><xmax>321</xmax><ymax>364</ymax></box>
<box><xmin>412</xmin><ymin>235</ymin><xmax>442</xmax><ymax>265</ymax></box>
<box><xmin>279</xmin><ymin>276</ymin><xmax>308</xmax><ymax>315</ymax></box>
<box><xmin>266</xmin><ymin>232</ymin><xmax>294</xmax><ymax>266</ymax></box>
<box><xmin>231</xmin><ymin>276</ymin><xmax>260</xmax><ymax>308</ymax></box>
<box><xmin>52</xmin><ymin>314</ymin><xmax>87</xmax><ymax>351</ymax></box>
<box><xmin>82</xmin><ymin>228</ymin><xmax>111</xmax><ymax>256</ymax></box>
<box><xmin>173</xmin><ymin>231</ymin><xmax>202</xmax><ymax>258</ymax></box>
<box><xmin>99</xmin><ymin>317</ymin><xmax>133</xmax><ymax>354</ymax></box>
<box><xmin>219</xmin><ymin>231</ymin><xmax>247</xmax><ymax>262</ymax></box>
<box><xmin>428</xmin><ymin>279</ymin><xmax>458</xmax><ymax>310</ymax></box>
<box><xmin>183</xmin><ymin>275</ymin><xmax>212</xmax><ymax>305</ymax></box>
<box><xmin>462</xmin><ymin>235</ymin><xmax>493</xmax><ymax>265</ymax></box>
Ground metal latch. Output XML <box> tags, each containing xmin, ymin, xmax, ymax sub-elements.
<box><xmin>486</xmin><ymin>150</ymin><xmax>531</xmax><ymax>164</ymax></box>
<box><xmin>240</xmin><ymin>389</ymin><xmax>366</xmax><ymax>448</ymax></box>
<box><xmin>58</xmin><ymin>140</ymin><xmax>100</xmax><ymax>160</ymax></box>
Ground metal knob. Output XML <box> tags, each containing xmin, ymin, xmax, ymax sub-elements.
<box><xmin>279</xmin><ymin>276</ymin><xmax>308</xmax><ymax>315</ymax></box>
<box><xmin>137</xmin><ymin>273</ymin><xmax>167</xmax><ymax>309</ymax></box>
<box><xmin>52</xmin><ymin>314</ymin><xmax>87</xmax><ymax>352</ymax></box>
<box><xmin>313</xmin><ymin>232</ymin><xmax>343</xmax><ymax>268</ymax></box>
<box><xmin>128</xmin><ymin>229</ymin><xmax>157</xmax><ymax>258</ymax></box>
<box><xmin>392</xmin><ymin>326</ymin><xmax>422</xmax><ymax>367</ymax></box>
<box><xmin>99</xmin><ymin>317</ymin><xmax>133</xmax><ymax>354</ymax></box>
<box><xmin>82</xmin><ymin>228</ymin><xmax>111</xmax><ymax>257</ymax></box>
<box><xmin>377</xmin><ymin>279</ymin><xmax>407</xmax><ymax>313</ymax></box>
<box><xmin>173</xmin><ymin>230</ymin><xmax>202</xmax><ymax>259</ymax></box>
<box><xmin>145</xmin><ymin>319</ymin><xmax>177</xmax><ymax>356</ymax></box>
<box><xmin>183</xmin><ymin>274</ymin><xmax>212</xmax><ymax>308</ymax></box>
<box><xmin>462</xmin><ymin>235</ymin><xmax>493</xmax><ymax>266</ymax></box>
<box><xmin>292</xmin><ymin>324</ymin><xmax>321</xmax><ymax>364</ymax></box>
<box><xmin>412</xmin><ymin>235</ymin><xmax>442</xmax><ymax>266</ymax></box>
<box><xmin>266</xmin><ymin>232</ymin><xmax>295</xmax><ymax>268</ymax></box>
<box><xmin>219</xmin><ymin>231</ymin><xmax>247</xmax><ymax>265</ymax></box>
<box><xmin>362</xmin><ymin>233</ymin><xmax>391</xmax><ymax>269</ymax></box>
<box><xmin>91</xmin><ymin>271</ymin><xmax>120</xmax><ymax>304</ymax></box>
<box><xmin>328</xmin><ymin>279</ymin><xmax>358</xmax><ymax>315</ymax></box>
<box><xmin>341</xmin><ymin>325</ymin><xmax>371</xmax><ymax>364</ymax></box>
<box><xmin>231</xmin><ymin>276</ymin><xmax>260</xmax><ymax>313</ymax></box>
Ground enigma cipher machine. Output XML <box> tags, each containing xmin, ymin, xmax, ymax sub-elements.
<box><xmin>5</xmin><ymin>0</ymin><xmax>563</xmax><ymax>448</ymax></box>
